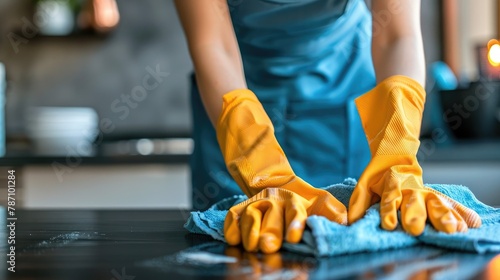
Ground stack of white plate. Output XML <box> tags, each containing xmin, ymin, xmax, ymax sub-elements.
<box><xmin>25</xmin><ymin>107</ymin><xmax>98</xmax><ymax>156</ymax></box>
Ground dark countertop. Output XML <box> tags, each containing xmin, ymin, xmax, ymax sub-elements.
<box><xmin>1</xmin><ymin>209</ymin><xmax>499</xmax><ymax>280</ymax></box>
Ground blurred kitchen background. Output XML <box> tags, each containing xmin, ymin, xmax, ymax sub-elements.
<box><xmin>0</xmin><ymin>0</ymin><xmax>498</xmax><ymax>209</ymax></box>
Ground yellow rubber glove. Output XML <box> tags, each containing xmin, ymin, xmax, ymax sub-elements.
<box><xmin>217</xmin><ymin>89</ymin><xmax>347</xmax><ymax>253</ymax></box>
<box><xmin>348</xmin><ymin>75</ymin><xmax>482</xmax><ymax>235</ymax></box>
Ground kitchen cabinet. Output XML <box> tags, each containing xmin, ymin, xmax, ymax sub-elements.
<box><xmin>20</xmin><ymin>164</ymin><xmax>190</xmax><ymax>209</ymax></box>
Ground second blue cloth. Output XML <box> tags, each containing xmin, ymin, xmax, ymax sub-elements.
<box><xmin>185</xmin><ymin>178</ymin><xmax>500</xmax><ymax>257</ymax></box>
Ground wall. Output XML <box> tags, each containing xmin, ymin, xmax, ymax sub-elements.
<box><xmin>21</xmin><ymin>164</ymin><xmax>190</xmax><ymax>208</ymax></box>
<box><xmin>0</xmin><ymin>0</ymin><xmax>442</xmax><ymax>141</ymax></box>
<box><xmin>458</xmin><ymin>0</ymin><xmax>496</xmax><ymax>79</ymax></box>
<box><xmin>0</xmin><ymin>0</ymin><xmax>194</xmax><ymax>139</ymax></box>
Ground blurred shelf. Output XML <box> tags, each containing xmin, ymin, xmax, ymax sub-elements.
<box><xmin>0</xmin><ymin>154</ymin><xmax>189</xmax><ymax>166</ymax></box>
<box><xmin>1</xmin><ymin>136</ymin><xmax>192</xmax><ymax>166</ymax></box>
<box><xmin>2</xmin><ymin>136</ymin><xmax>499</xmax><ymax>166</ymax></box>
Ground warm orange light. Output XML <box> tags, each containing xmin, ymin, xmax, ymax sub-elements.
<box><xmin>485</xmin><ymin>254</ymin><xmax>500</xmax><ymax>280</ymax></box>
<box><xmin>488</xmin><ymin>45</ymin><xmax>500</xmax><ymax>66</ymax></box>
<box><xmin>487</xmin><ymin>39</ymin><xmax>500</xmax><ymax>67</ymax></box>
<box><xmin>93</xmin><ymin>0</ymin><xmax>120</xmax><ymax>31</ymax></box>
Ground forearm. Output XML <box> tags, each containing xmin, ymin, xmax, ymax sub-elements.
<box><xmin>371</xmin><ymin>0</ymin><xmax>425</xmax><ymax>86</ymax></box>
<box><xmin>174</xmin><ymin>0</ymin><xmax>247</xmax><ymax>126</ymax></box>
<box><xmin>372</xmin><ymin>35</ymin><xmax>426</xmax><ymax>86</ymax></box>
<box><xmin>189</xmin><ymin>43</ymin><xmax>247</xmax><ymax>125</ymax></box>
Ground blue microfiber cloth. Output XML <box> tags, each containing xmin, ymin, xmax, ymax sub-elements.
<box><xmin>184</xmin><ymin>178</ymin><xmax>500</xmax><ymax>257</ymax></box>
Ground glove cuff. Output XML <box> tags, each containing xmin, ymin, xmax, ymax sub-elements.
<box><xmin>215</xmin><ymin>88</ymin><xmax>296</xmax><ymax>197</ymax></box>
<box><xmin>355</xmin><ymin>75</ymin><xmax>426</xmax><ymax>123</ymax></box>
<box><xmin>377</xmin><ymin>75</ymin><xmax>425</xmax><ymax>100</ymax></box>
<box><xmin>216</xmin><ymin>88</ymin><xmax>263</xmax><ymax>132</ymax></box>
<box><xmin>355</xmin><ymin>75</ymin><xmax>426</xmax><ymax>156</ymax></box>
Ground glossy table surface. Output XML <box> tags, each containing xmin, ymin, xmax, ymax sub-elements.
<box><xmin>1</xmin><ymin>209</ymin><xmax>499</xmax><ymax>280</ymax></box>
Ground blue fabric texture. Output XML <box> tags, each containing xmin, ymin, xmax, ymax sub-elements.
<box><xmin>184</xmin><ymin>178</ymin><xmax>500</xmax><ymax>257</ymax></box>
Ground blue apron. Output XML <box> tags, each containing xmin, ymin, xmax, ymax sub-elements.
<box><xmin>190</xmin><ymin>0</ymin><xmax>375</xmax><ymax>210</ymax></box>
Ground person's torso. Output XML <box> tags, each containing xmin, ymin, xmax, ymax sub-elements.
<box><xmin>228</xmin><ymin>0</ymin><xmax>365</xmax><ymax>58</ymax></box>
<box><xmin>190</xmin><ymin>0</ymin><xmax>375</xmax><ymax>210</ymax></box>
<box><xmin>227</xmin><ymin>0</ymin><xmax>373</xmax><ymax>102</ymax></box>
